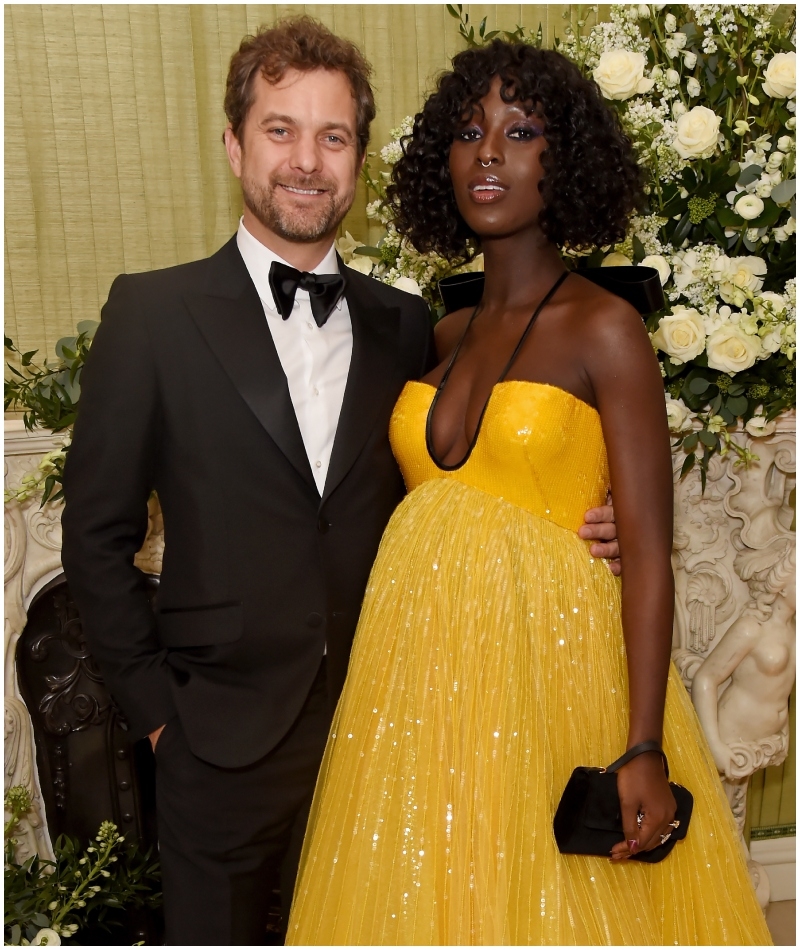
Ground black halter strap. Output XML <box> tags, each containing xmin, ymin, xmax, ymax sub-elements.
<box><xmin>426</xmin><ymin>270</ymin><xmax>569</xmax><ymax>471</ymax></box>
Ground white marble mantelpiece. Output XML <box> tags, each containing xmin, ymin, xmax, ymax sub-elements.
<box><xmin>4</xmin><ymin>414</ymin><xmax>795</xmax><ymax>902</ymax></box>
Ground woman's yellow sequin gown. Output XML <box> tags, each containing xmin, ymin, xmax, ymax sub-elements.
<box><xmin>288</xmin><ymin>381</ymin><xmax>772</xmax><ymax>946</ymax></box>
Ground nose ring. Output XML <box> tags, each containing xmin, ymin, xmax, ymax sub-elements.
<box><xmin>479</xmin><ymin>159</ymin><xmax>494</xmax><ymax>167</ymax></box>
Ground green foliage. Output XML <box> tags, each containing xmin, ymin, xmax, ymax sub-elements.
<box><xmin>4</xmin><ymin>788</ymin><xmax>160</xmax><ymax>946</ymax></box>
<box><xmin>4</xmin><ymin>323</ymin><xmax>97</xmax><ymax>505</ymax></box>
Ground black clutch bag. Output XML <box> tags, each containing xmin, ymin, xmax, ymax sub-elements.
<box><xmin>553</xmin><ymin>740</ymin><xmax>693</xmax><ymax>864</ymax></box>
<box><xmin>439</xmin><ymin>266</ymin><xmax>665</xmax><ymax>317</ymax></box>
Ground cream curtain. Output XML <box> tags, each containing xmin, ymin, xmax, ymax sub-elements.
<box><xmin>5</xmin><ymin>3</ymin><xmax>576</xmax><ymax>358</ymax></box>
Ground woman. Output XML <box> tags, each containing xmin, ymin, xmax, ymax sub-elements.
<box><xmin>288</xmin><ymin>41</ymin><xmax>772</xmax><ymax>945</ymax></box>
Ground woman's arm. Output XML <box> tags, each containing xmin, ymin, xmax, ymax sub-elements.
<box><xmin>582</xmin><ymin>295</ymin><xmax>677</xmax><ymax>859</ymax></box>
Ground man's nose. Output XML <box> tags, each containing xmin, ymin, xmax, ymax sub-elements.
<box><xmin>289</xmin><ymin>134</ymin><xmax>323</xmax><ymax>175</ymax></box>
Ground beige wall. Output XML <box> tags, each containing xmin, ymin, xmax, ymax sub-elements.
<box><xmin>5</xmin><ymin>3</ymin><xmax>573</xmax><ymax>359</ymax></box>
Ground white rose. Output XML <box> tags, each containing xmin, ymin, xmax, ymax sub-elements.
<box><xmin>774</xmin><ymin>226</ymin><xmax>789</xmax><ymax>242</ymax></box>
<box><xmin>762</xmin><ymin>51</ymin><xmax>796</xmax><ymax>99</ymax></box>
<box><xmin>664</xmin><ymin>12</ymin><xmax>677</xmax><ymax>33</ymax></box>
<box><xmin>641</xmin><ymin>254</ymin><xmax>671</xmax><ymax>285</ymax></box>
<box><xmin>672</xmin><ymin>32</ymin><xmax>687</xmax><ymax>50</ymax></box>
<box><xmin>735</xmin><ymin>194</ymin><xmax>765</xmax><ymax>220</ymax></box>
<box><xmin>392</xmin><ymin>276</ymin><xmax>423</xmax><ymax>296</ymax></box>
<box><xmin>706</xmin><ymin>325</ymin><xmax>762</xmax><ymax>373</ymax></box>
<box><xmin>637</xmin><ymin>4</ymin><xmax>650</xmax><ymax>17</ymax></box>
<box><xmin>651</xmin><ymin>306</ymin><xmax>706</xmax><ymax>363</ymax></box>
<box><xmin>683</xmin><ymin>51</ymin><xmax>697</xmax><ymax>70</ymax></box>
<box><xmin>672</xmin><ymin>101</ymin><xmax>687</xmax><ymax>119</ymax></box>
<box><xmin>686</xmin><ymin>77</ymin><xmax>701</xmax><ymax>97</ymax></box>
<box><xmin>601</xmin><ymin>252</ymin><xmax>633</xmax><ymax>267</ymax></box>
<box><xmin>777</xmin><ymin>135</ymin><xmax>794</xmax><ymax>152</ymax></box>
<box><xmin>672</xmin><ymin>106</ymin><xmax>721</xmax><ymax>159</ymax></box>
<box><xmin>665</xmin><ymin>394</ymin><xmax>693</xmax><ymax>432</ymax></box>
<box><xmin>665</xmin><ymin>68</ymin><xmax>680</xmax><ymax>86</ymax></box>
<box><xmin>745</xmin><ymin>414</ymin><xmax>777</xmax><ymax>437</ymax></box>
<box><xmin>31</xmin><ymin>931</ymin><xmax>61</xmax><ymax>946</ymax></box>
<box><xmin>593</xmin><ymin>50</ymin><xmax>655</xmax><ymax>100</ymax></box>
<box><xmin>755</xmin><ymin>291</ymin><xmax>788</xmax><ymax>317</ymax></box>
<box><xmin>347</xmin><ymin>255</ymin><xmax>373</xmax><ymax>276</ymax></box>
<box><xmin>712</xmin><ymin>255</ymin><xmax>768</xmax><ymax>303</ymax></box>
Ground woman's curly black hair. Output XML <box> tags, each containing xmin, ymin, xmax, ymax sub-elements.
<box><xmin>387</xmin><ymin>41</ymin><xmax>643</xmax><ymax>260</ymax></box>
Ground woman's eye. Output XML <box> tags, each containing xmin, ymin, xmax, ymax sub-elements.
<box><xmin>455</xmin><ymin>127</ymin><xmax>482</xmax><ymax>142</ymax></box>
<box><xmin>508</xmin><ymin>125</ymin><xmax>541</xmax><ymax>140</ymax></box>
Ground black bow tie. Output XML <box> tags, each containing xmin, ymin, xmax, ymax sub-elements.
<box><xmin>268</xmin><ymin>261</ymin><xmax>346</xmax><ymax>328</ymax></box>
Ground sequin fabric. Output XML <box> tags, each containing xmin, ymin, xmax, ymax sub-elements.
<box><xmin>288</xmin><ymin>381</ymin><xmax>772</xmax><ymax>945</ymax></box>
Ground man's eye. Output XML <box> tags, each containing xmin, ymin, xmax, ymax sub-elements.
<box><xmin>325</xmin><ymin>134</ymin><xmax>344</xmax><ymax>145</ymax></box>
<box><xmin>269</xmin><ymin>128</ymin><xmax>288</xmax><ymax>137</ymax></box>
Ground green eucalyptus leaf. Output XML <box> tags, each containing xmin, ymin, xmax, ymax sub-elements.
<box><xmin>689</xmin><ymin>377</ymin><xmax>711</xmax><ymax>394</ymax></box>
<box><xmin>75</xmin><ymin>320</ymin><xmax>99</xmax><ymax>338</ymax></box>
<box><xmin>770</xmin><ymin>179</ymin><xmax>796</xmax><ymax>205</ymax></box>
<box><xmin>681</xmin><ymin>453</ymin><xmax>696</xmax><ymax>477</ymax></box>
<box><xmin>726</xmin><ymin>395</ymin><xmax>749</xmax><ymax>416</ymax></box>
<box><xmin>737</xmin><ymin>164</ymin><xmax>763</xmax><ymax>187</ymax></box>
<box><xmin>683</xmin><ymin>432</ymin><xmax>699</xmax><ymax>451</ymax></box>
<box><xmin>699</xmin><ymin>430</ymin><xmax>718</xmax><ymax>447</ymax></box>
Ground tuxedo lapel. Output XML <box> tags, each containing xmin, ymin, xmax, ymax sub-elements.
<box><xmin>322</xmin><ymin>266</ymin><xmax>400</xmax><ymax>504</ymax></box>
<box><xmin>183</xmin><ymin>239</ymin><xmax>317</xmax><ymax>492</ymax></box>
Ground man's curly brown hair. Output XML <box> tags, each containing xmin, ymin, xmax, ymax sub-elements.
<box><xmin>387</xmin><ymin>41</ymin><xmax>643</xmax><ymax>259</ymax></box>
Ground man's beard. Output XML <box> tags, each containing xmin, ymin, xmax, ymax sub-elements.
<box><xmin>241</xmin><ymin>172</ymin><xmax>353</xmax><ymax>244</ymax></box>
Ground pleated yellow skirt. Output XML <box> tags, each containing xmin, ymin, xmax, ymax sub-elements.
<box><xmin>288</xmin><ymin>479</ymin><xmax>772</xmax><ymax>945</ymax></box>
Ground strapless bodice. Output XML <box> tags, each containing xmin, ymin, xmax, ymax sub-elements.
<box><xmin>389</xmin><ymin>380</ymin><xmax>609</xmax><ymax>534</ymax></box>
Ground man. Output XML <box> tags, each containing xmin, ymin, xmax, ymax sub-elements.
<box><xmin>62</xmin><ymin>17</ymin><xmax>619</xmax><ymax>946</ymax></box>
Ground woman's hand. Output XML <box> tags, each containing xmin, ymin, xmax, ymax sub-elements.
<box><xmin>609</xmin><ymin>752</ymin><xmax>677</xmax><ymax>861</ymax></box>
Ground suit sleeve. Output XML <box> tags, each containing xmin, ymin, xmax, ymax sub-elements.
<box><xmin>61</xmin><ymin>275</ymin><xmax>177</xmax><ymax>738</ymax></box>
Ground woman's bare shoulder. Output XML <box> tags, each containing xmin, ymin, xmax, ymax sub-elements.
<box><xmin>433</xmin><ymin>307</ymin><xmax>473</xmax><ymax>362</ymax></box>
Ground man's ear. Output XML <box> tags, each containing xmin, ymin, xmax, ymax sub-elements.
<box><xmin>357</xmin><ymin>148</ymin><xmax>367</xmax><ymax>177</ymax></box>
<box><xmin>224</xmin><ymin>126</ymin><xmax>243</xmax><ymax>179</ymax></box>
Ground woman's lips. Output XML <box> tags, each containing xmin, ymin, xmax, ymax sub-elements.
<box><xmin>467</xmin><ymin>177</ymin><xmax>509</xmax><ymax>203</ymax></box>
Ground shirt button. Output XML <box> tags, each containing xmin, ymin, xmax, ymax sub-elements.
<box><xmin>306</xmin><ymin>321</ymin><xmax>314</xmax><ymax>330</ymax></box>
<box><xmin>315</xmin><ymin>460</ymin><xmax>322</xmax><ymax>468</ymax></box>
<box><xmin>312</xmin><ymin>387</ymin><xmax>319</xmax><ymax>396</ymax></box>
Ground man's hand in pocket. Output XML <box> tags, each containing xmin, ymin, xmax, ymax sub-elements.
<box><xmin>149</xmin><ymin>724</ymin><xmax>166</xmax><ymax>751</ymax></box>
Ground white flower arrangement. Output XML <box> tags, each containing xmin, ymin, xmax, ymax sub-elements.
<box><xmin>355</xmin><ymin>4</ymin><xmax>794</xmax><ymax>488</ymax></box>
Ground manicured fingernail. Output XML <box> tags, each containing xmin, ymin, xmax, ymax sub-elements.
<box><xmin>628</xmin><ymin>839</ymin><xmax>638</xmax><ymax>854</ymax></box>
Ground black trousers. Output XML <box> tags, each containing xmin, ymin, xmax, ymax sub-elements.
<box><xmin>155</xmin><ymin>660</ymin><xmax>331</xmax><ymax>945</ymax></box>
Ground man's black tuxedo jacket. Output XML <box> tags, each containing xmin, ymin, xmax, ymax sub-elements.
<box><xmin>61</xmin><ymin>236</ymin><xmax>434</xmax><ymax>768</ymax></box>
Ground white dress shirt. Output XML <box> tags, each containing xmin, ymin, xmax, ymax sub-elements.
<box><xmin>236</xmin><ymin>219</ymin><xmax>353</xmax><ymax>495</ymax></box>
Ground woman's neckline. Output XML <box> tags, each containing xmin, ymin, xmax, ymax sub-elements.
<box><xmin>416</xmin><ymin>379</ymin><xmax>599</xmax><ymax>473</ymax></box>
